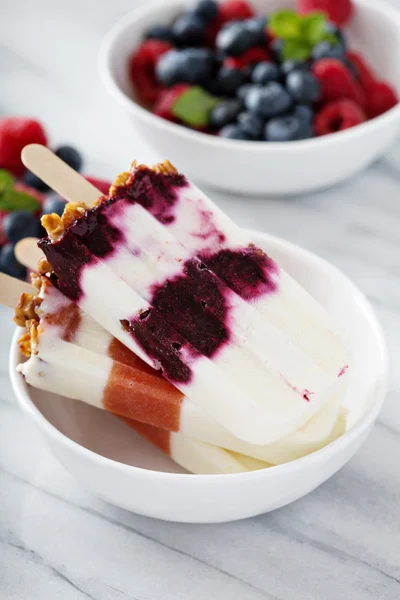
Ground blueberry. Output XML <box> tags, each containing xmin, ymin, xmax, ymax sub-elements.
<box><xmin>286</xmin><ymin>71</ymin><xmax>320</xmax><ymax>104</ymax></box>
<box><xmin>182</xmin><ymin>48</ymin><xmax>216</xmax><ymax>83</ymax></box>
<box><xmin>172</xmin><ymin>13</ymin><xmax>205</xmax><ymax>47</ymax></box>
<box><xmin>191</xmin><ymin>0</ymin><xmax>218</xmax><ymax>22</ymax></box>
<box><xmin>312</xmin><ymin>41</ymin><xmax>345</xmax><ymax>61</ymax></box>
<box><xmin>213</xmin><ymin>49</ymin><xmax>225</xmax><ymax>69</ymax></box>
<box><xmin>23</xmin><ymin>170</ymin><xmax>49</xmax><ymax>193</ymax></box>
<box><xmin>210</xmin><ymin>99</ymin><xmax>242</xmax><ymax>129</ymax></box>
<box><xmin>204</xmin><ymin>79</ymin><xmax>220</xmax><ymax>95</ymax></box>
<box><xmin>281</xmin><ymin>60</ymin><xmax>309</xmax><ymax>78</ymax></box>
<box><xmin>245</xmin><ymin>17</ymin><xmax>268</xmax><ymax>46</ymax></box>
<box><xmin>156</xmin><ymin>50</ymin><xmax>182</xmax><ymax>85</ymax></box>
<box><xmin>0</xmin><ymin>243</ymin><xmax>26</xmax><ymax>279</ymax></box>
<box><xmin>42</xmin><ymin>194</ymin><xmax>66</xmax><ymax>217</ymax></box>
<box><xmin>3</xmin><ymin>211</ymin><xmax>42</xmax><ymax>244</ymax></box>
<box><xmin>251</xmin><ymin>62</ymin><xmax>280</xmax><ymax>85</ymax></box>
<box><xmin>265</xmin><ymin>115</ymin><xmax>314</xmax><ymax>141</ymax></box>
<box><xmin>237</xmin><ymin>112</ymin><xmax>264</xmax><ymax>140</ymax></box>
<box><xmin>216</xmin><ymin>67</ymin><xmax>247</xmax><ymax>96</ymax></box>
<box><xmin>236</xmin><ymin>83</ymin><xmax>253</xmax><ymax>102</ymax></box>
<box><xmin>216</xmin><ymin>22</ymin><xmax>254</xmax><ymax>57</ymax></box>
<box><xmin>244</xmin><ymin>83</ymin><xmax>292</xmax><ymax>118</ymax></box>
<box><xmin>270</xmin><ymin>39</ymin><xmax>284</xmax><ymax>63</ymax></box>
<box><xmin>55</xmin><ymin>146</ymin><xmax>83</xmax><ymax>172</ymax></box>
<box><xmin>294</xmin><ymin>105</ymin><xmax>314</xmax><ymax>122</ymax></box>
<box><xmin>219</xmin><ymin>124</ymin><xmax>249</xmax><ymax>140</ymax></box>
<box><xmin>144</xmin><ymin>24</ymin><xmax>173</xmax><ymax>43</ymax></box>
<box><xmin>156</xmin><ymin>48</ymin><xmax>214</xmax><ymax>85</ymax></box>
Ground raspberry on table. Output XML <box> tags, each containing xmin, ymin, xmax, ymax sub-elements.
<box><xmin>0</xmin><ymin>118</ymin><xmax>47</xmax><ymax>176</ymax></box>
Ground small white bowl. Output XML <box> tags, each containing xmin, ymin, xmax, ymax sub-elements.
<box><xmin>99</xmin><ymin>0</ymin><xmax>400</xmax><ymax>195</ymax></box>
<box><xmin>10</xmin><ymin>231</ymin><xmax>388</xmax><ymax>523</ymax></box>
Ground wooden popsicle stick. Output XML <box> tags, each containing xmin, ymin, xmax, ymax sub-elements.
<box><xmin>0</xmin><ymin>273</ymin><xmax>33</xmax><ymax>308</ymax></box>
<box><xmin>15</xmin><ymin>237</ymin><xmax>43</xmax><ymax>272</ymax></box>
<box><xmin>21</xmin><ymin>144</ymin><xmax>102</xmax><ymax>207</ymax></box>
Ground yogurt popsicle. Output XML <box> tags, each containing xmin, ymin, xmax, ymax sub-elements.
<box><xmin>16</xmin><ymin>274</ymin><xmax>346</xmax><ymax>464</ymax></box>
<box><xmin>35</xmin><ymin>160</ymin><xmax>350</xmax><ymax>445</ymax></box>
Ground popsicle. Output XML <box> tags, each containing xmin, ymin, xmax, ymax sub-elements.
<box><xmin>22</xmin><ymin>146</ymin><xmax>350</xmax><ymax>445</ymax></box>
<box><xmin>15</xmin><ymin>273</ymin><xmax>346</xmax><ymax>465</ymax></box>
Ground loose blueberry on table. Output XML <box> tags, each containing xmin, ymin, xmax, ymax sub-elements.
<box><xmin>129</xmin><ymin>0</ymin><xmax>398</xmax><ymax>142</ymax></box>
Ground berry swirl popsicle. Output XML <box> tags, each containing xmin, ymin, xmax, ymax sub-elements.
<box><xmin>33</xmin><ymin>158</ymin><xmax>349</xmax><ymax>445</ymax></box>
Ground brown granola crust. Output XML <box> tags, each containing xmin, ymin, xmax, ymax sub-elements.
<box><xmin>40</xmin><ymin>159</ymin><xmax>178</xmax><ymax>267</ymax></box>
<box><xmin>15</xmin><ymin>274</ymin><xmax>45</xmax><ymax>356</ymax></box>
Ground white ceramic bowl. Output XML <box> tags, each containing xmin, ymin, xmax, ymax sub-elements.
<box><xmin>10</xmin><ymin>231</ymin><xmax>388</xmax><ymax>523</ymax></box>
<box><xmin>99</xmin><ymin>0</ymin><xmax>400</xmax><ymax>195</ymax></box>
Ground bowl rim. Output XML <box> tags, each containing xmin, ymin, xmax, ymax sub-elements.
<box><xmin>98</xmin><ymin>0</ymin><xmax>400</xmax><ymax>151</ymax></box>
<box><xmin>9</xmin><ymin>231</ymin><xmax>389</xmax><ymax>483</ymax></box>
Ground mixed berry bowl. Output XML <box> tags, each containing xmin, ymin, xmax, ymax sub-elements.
<box><xmin>99</xmin><ymin>0</ymin><xmax>400</xmax><ymax>195</ymax></box>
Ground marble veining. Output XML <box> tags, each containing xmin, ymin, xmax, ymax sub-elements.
<box><xmin>1</xmin><ymin>0</ymin><xmax>400</xmax><ymax>597</ymax></box>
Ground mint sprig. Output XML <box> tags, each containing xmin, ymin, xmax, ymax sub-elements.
<box><xmin>0</xmin><ymin>190</ymin><xmax>41</xmax><ymax>213</ymax></box>
<box><xmin>301</xmin><ymin>12</ymin><xmax>327</xmax><ymax>45</ymax></box>
<box><xmin>269</xmin><ymin>10</ymin><xmax>302</xmax><ymax>40</ymax></box>
<box><xmin>281</xmin><ymin>40</ymin><xmax>312</xmax><ymax>62</ymax></box>
<box><xmin>0</xmin><ymin>168</ymin><xmax>40</xmax><ymax>213</ymax></box>
<box><xmin>0</xmin><ymin>169</ymin><xmax>15</xmax><ymax>194</ymax></box>
<box><xmin>269</xmin><ymin>10</ymin><xmax>341</xmax><ymax>62</ymax></box>
<box><xmin>172</xmin><ymin>86</ymin><xmax>220</xmax><ymax>128</ymax></box>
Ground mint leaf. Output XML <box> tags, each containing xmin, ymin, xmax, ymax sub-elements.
<box><xmin>322</xmin><ymin>32</ymin><xmax>340</xmax><ymax>45</ymax></box>
<box><xmin>301</xmin><ymin>12</ymin><xmax>328</xmax><ymax>45</ymax></box>
<box><xmin>0</xmin><ymin>190</ymin><xmax>40</xmax><ymax>213</ymax></box>
<box><xmin>269</xmin><ymin>10</ymin><xmax>302</xmax><ymax>40</ymax></box>
<box><xmin>281</xmin><ymin>39</ymin><xmax>312</xmax><ymax>62</ymax></box>
<box><xmin>0</xmin><ymin>169</ymin><xmax>15</xmax><ymax>194</ymax></box>
<box><xmin>172</xmin><ymin>86</ymin><xmax>219</xmax><ymax>127</ymax></box>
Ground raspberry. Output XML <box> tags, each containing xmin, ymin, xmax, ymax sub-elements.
<box><xmin>129</xmin><ymin>40</ymin><xmax>173</xmax><ymax>105</ymax></box>
<box><xmin>220</xmin><ymin>0</ymin><xmax>255</xmax><ymax>21</ymax></box>
<box><xmin>0</xmin><ymin>118</ymin><xmax>47</xmax><ymax>176</ymax></box>
<box><xmin>298</xmin><ymin>0</ymin><xmax>353</xmax><ymax>26</ymax></box>
<box><xmin>85</xmin><ymin>176</ymin><xmax>112</xmax><ymax>196</ymax></box>
<box><xmin>314</xmin><ymin>99</ymin><xmax>366</xmax><ymax>135</ymax></box>
<box><xmin>363</xmin><ymin>81</ymin><xmax>398</xmax><ymax>119</ymax></box>
<box><xmin>224</xmin><ymin>47</ymin><xmax>271</xmax><ymax>70</ymax></box>
<box><xmin>153</xmin><ymin>84</ymin><xmax>190</xmax><ymax>122</ymax></box>
<box><xmin>311</xmin><ymin>59</ymin><xmax>365</xmax><ymax>106</ymax></box>
<box><xmin>345</xmin><ymin>51</ymin><xmax>375</xmax><ymax>88</ymax></box>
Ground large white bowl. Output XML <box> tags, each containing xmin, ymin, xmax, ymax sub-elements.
<box><xmin>9</xmin><ymin>231</ymin><xmax>388</xmax><ymax>523</ymax></box>
<box><xmin>99</xmin><ymin>0</ymin><xmax>400</xmax><ymax>195</ymax></box>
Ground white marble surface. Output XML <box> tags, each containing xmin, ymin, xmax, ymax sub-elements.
<box><xmin>1</xmin><ymin>0</ymin><xmax>400</xmax><ymax>597</ymax></box>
